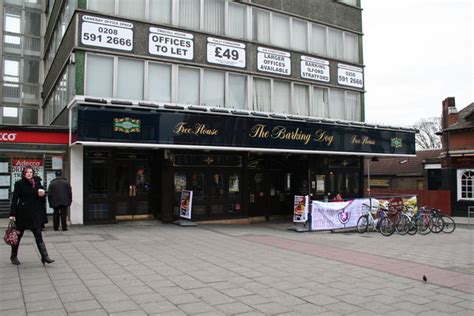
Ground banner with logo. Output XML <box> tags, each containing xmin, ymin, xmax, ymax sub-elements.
<box><xmin>372</xmin><ymin>195</ymin><xmax>417</xmax><ymax>213</ymax></box>
<box><xmin>311</xmin><ymin>198</ymin><xmax>371</xmax><ymax>231</ymax></box>
<box><xmin>11</xmin><ymin>159</ymin><xmax>44</xmax><ymax>190</ymax></box>
<box><xmin>180</xmin><ymin>190</ymin><xmax>193</xmax><ymax>219</ymax></box>
<box><xmin>293</xmin><ymin>195</ymin><xmax>309</xmax><ymax>223</ymax></box>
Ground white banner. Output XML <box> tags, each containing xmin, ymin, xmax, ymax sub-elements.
<box><xmin>311</xmin><ymin>198</ymin><xmax>371</xmax><ymax>231</ymax></box>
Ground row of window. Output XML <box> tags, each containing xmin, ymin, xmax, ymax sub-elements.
<box><xmin>0</xmin><ymin>105</ymin><xmax>38</xmax><ymax>124</ymax></box>
<box><xmin>85</xmin><ymin>0</ymin><xmax>360</xmax><ymax>63</ymax></box>
<box><xmin>44</xmin><ymin>63</ymin><xmax>75</xmax><ymax>125</ymax></box>
<box><xmin>81</xmin><ymin>53</ymin><xmax>361</xmax><ymax>121</ymax></box>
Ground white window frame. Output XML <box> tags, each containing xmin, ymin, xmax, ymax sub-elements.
<box><xmin>457</xmin><ymin>169</ymin><xmax>474</xmax><ymax>201</ymax></box>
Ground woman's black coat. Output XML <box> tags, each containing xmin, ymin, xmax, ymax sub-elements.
<box><xmin>10</xmin><ymin>178</ymin><xmax>46</xmax><ymax>230</ymax></box>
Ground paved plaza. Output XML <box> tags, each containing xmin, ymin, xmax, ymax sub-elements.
<box><xmin>0</xmin><ymin>219</ymin><xmax>473</xmax><ymax>315</ymax></box>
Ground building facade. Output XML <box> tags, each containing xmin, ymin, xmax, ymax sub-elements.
<box><xmin>2</xmin><ymin>0</ymin><xmax>416</xmax><ymax>223</ymax></box>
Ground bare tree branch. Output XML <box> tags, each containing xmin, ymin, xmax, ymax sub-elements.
<box><xmin>413</xmin><ymin>117</ymin><xmax>442</xmax><ymax>150</ymax></box>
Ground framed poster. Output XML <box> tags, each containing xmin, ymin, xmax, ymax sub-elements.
<box><xmin>293</xmin><ymin>195</ymin><xmax>309</xmax><ymax>223</ymax></box>
<box><xmin>180</xmin><ymin>190</ymin><xmax>193</xmax><ymax>219</ymax></box>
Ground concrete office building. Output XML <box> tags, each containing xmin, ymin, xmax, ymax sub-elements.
<box><xmin>1</xmin><ymin>0</ymin><xmax>416</xmax><ymax>224</ymax></box>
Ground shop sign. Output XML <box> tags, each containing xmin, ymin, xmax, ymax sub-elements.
<box><xmin>337</xmin><ymin>63</ymin><xmax>364</xmax><ymax>88</ymax></box>
<box><xmin>81</xmin><ymin>15</ymin><xmax>133</xmax><ymax>51</ymax></box>
<box><xmin>0</xmin><ymin>130</ymin><xmax>68</xmax><ymax>144</ymax></box>
<box><xmin>11</xmin><ymin>159</ymin><xmax>44</xmax><ymax>190</ymax></box>
<box><xmin>207</xmin><ymin>37</ymin><xmax>246</xmax><ymax>68</ymax></box>
<box><xmin>300</xmin><ymin>56</ymin><xmax>330</xmax><ymax>82</ymax></box>
<box><xmin>257</xmin><ymin>47</ymin><xmax>291</xmax><ymax>75</ymax></box>
<box><xmin>149</xmin><ymin>27</ymin><xmax>193</xmax><ymax>60</ymax></box>
<box><xmin>76</xmin><ymin>107</ymin><xmax>416</xmax><ymax>155</ymax></box>
<box><xmin>113</xmin><ymin>117</ymin><xmax>141</xmax><ymax>133</ymax></box>
<box><xmin>391</xmin><ymin>137</ymin><xmax>402</xmax><ymax>148</ymax></box>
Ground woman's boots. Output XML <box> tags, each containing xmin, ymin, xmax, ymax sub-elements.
<box><xmin>10</xmin><ymin>245</ymin><xmax>21</xmax><ymax>265</ymax></box>
<box><xmin>37</xmin><ymin>242</ymin><xmax>54</xmax><ymax>265</ymax></box>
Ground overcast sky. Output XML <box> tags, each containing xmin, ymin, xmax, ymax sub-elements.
<box><xmin>362</xmin><ymin>0</ymin><xmax>473</xmax><ymax>127</ymax></box>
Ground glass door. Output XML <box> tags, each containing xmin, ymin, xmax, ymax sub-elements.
<box><xmin>115</xmin><ymin>160</ymin><xmax>150</xmax><ymax>219</ymax></box>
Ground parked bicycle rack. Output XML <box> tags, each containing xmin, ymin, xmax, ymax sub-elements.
<box><xmin>468</xmin><ymin>206</ymin><xmax>474</xmax><ymax>229</ymax></box>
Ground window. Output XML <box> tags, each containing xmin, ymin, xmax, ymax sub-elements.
<box><xmin>344</xmin><ymin>32</ymin><xmax>359</xmax><ymax>63</ymax></box>
<box><xmin>311</xmin><ymin>86</ymin><xmax>328</xmax><ymax>118</ymax></box>
<box><xmin>5</xmin><ymin>8</ymin><xmax>21</xmax><ymax>33</ymax></box>
<box><xmin>227</xmin><ymin>74</ymin><xmax>246</xmax><ymax>109</ymax></box>
<box><xmin>150</xmin><ymin>0</ymin><xmax>171</xmax><ymax>24</ymax></box>
<box><xmin>178</xmin><ymin>0</ymin><xmax>200</xmax><ymax>29</ymax></box>
<box><xmin>23</xmin><ymin>59</ymin><xmax>39</xmax><ymax>83</ymax></box>
<box><xmin>273</xmin><ymin>80</ymin><xmax>290</xmax><ymax>114</ymax></box>
<box><xmin>118</xmin><ymin>0</ymin><xmax>145</xmax><ymax>20</ymax></box>
<box><xmin>253</xmin><ymin>78</ymin><xmax>271</xmax><ymax>112</ymax></box>
<box><xmin>117</xmin><ymin>58</ymin><xmax>144</xmax><ymax>100</ymax></box>
<box><xmin>311</xmin><ymin>24</ymin><xmax>327</xmax><ymax>56</ymax></box>
<box><xmin>178</xmin><ymin>66</ymin><xmax>200</xmax><ymax>104</ymax></box>
<box><xmin>24</xmin><ymin>11</ymin><xmax>41</xmax><ymax>36</ymax></box>
<box><xmin>345</xmin><ymin>91</ymin><xmax>361</xmax><ymax>121</ymax></box>
<box><xmin>227</xmin><ymin>2</ymin><xmax>246</xmax><ymax>39</ymax></box>
<box><xmin>2</xmin><ymin>106</ymin><xmax>19</xmax><ymax>124</ymax></box>
<box><xmin>203</xmin><ymin>70</ymin><xmax>224</xmax><ymax>107</ymax></box>
<box><xmin>271</xmin><ymin>14</ymin><xmax>290</xmax><ymax>47</ymax></box>
<box><xmin>328</xmin><ymin>28</ymin><xmax>343</xmax><ymax>59</ymax></box>
<box><xmin>86</xmin><ymin>54</ymin><xmax>113</xmax><ymax>97</ymax></box>
<box><xmin>203</xmin><ymin>0</ymin><xmax>224</xmax><ymax>34</ymax></box>
<box><xmin>329</xmin><ymin>89</ymin><xmax>345</xmax><ymax>119</ymax></box>
<box><xmin>291</xmin><ymin>18</ymin><xmax>308</xmax><ymax>51</ymax></box>
<box><xmin>252</xmin><ymin>9</ymin><xmax>270</xmax><ymax>43</ymax></box>
<box><xmin>293</xmin><ymin>84</ymin><xmax>309</xmax><ymax>116</ymax></box>
<box><xmin>87</xmin><ymin>0</ymin><xmax>114</xmax><ymax>14</ymax></box>
<box><xmin>148</xmin><ymin>62</ymin><xmax>171</xmax><ymax>102</ymax></box>
<box><xmin>21</xmin><ymin>107</ymin><xmax>38</xmax><ymax>124</ymax></box>
<box><xmin>458</xmin><ymin>170</ymin><xmax>474</xmax><ymax>200</ymax></box>
<box><xmin>3</xmin><ymin>59</ymin><xmax>20</xmax><ymax>82</ymax></box>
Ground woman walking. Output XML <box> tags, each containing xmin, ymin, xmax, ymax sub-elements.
<box><xmin>8</xmin><ymin>167</ymin><xmax>54</xmax><ymax>265</ymax></box>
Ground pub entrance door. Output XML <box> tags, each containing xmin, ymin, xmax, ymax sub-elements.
<box><xmin>114</xmin><ymin>154</ymin><xmax>151</xmax><ymax>219</ymax></box>
<box><xmin>248</xmin><ymin>170</ymin><xmax>285</xmax><ymax>220</ymax></box>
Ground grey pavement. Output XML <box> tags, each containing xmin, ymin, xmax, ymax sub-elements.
<box><xmin>0</xmin><ymin>218</ymin><xmax>473</xmax><ymax>315</ymax></box>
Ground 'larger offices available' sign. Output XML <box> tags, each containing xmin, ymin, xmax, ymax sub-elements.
<box><xmin>81</xmin><ymin>15</ymin><xmax>133</xmax><ymax>51</ymax></box>
<box><xmin>149</xmin><ymin>27</ymin><xmax>194</xmax><ymax>60</ymax></box>
<box><xmin>257</xmin><ymin>47</ymin><xmax>291</xmax><ymax>76</ymax></box>
<box><xmin>75</xmin><ymin>106</ymin><xmax>416</xmax><ymax>155</ymax></box>
<box><xmin>207</xmin><ymin>37</ymin><xmax>246</xmax><ymax>68</ymax></box>
<box><xmin>337</xmin><ymin>63</ymin><xmax>364</xmax><ymax>88</ymax></box>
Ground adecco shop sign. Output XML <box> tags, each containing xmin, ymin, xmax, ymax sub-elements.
<box><xmin>0</xmin><ymin>130</ymin><xmax>68</xmax><ymax>144</ymax></box>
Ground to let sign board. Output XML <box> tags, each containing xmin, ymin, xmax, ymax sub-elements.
<box><xmin>257</xmin><ymin>47</ymin><xmax>291</xmax><ymax>76</ymax></box>
<box><xmin>149</xmin><ymin>27</ymin><xmax>194</xmax><ymax>60</ymax></box>
<box><xmin>301</xmin><ymin>56</ymin><xmax>330</xmax><ymax>82</ymax></box>
<box><xmin>81</xmin><ymin>15</ymin><xmax>133</xmax><ymax>51</ymax></box>
<box><xmin>207</xmin><ymin>37</ymin><xmax>246</xmax><ymax>68</ymax></box>
<box><xmin>337</xmin><ymin>63</ymin><xmax>364</xmax><ymax>88</ymax></box>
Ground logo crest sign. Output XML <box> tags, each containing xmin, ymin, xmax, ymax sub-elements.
<box><xmin>113</xmin><ymin>117</ymin><xmax>141</xmax><ymax>133</ymax></box>
<box><xmin>391</xmin><ymin>137</ymin><xmax>402</xmax><ymax>148</ymax></box>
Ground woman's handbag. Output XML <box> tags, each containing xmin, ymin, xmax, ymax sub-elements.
<box><xmin>4</xmin><ymin>220</ymin><xmax>20</xmax><ymax>246</ymax></box>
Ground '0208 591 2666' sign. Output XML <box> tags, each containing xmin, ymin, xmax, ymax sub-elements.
<box><xmin>207</xmin><ymin>37</ymin><xmax>246</xmax><ymax>68</ymax></box>
<box><xmin>337</xmin><ymin>63</ymin><xmax>364</xmax><ymax>88</ymax></box>
<box><xmin>80</xmin><ymin>15</ymin><xmax>133</xmax><ymax>51</ymax></box>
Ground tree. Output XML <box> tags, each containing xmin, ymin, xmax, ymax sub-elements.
<box><xmin>413</xmin><ymin>117</ymin><xmax>442</xmax><ymax>150</ymax></box>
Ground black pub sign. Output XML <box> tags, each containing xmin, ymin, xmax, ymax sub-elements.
<box><xmin>74</xmin><ymin>106</ymin><xmax>415</xmax><ymax>155</ymax></box>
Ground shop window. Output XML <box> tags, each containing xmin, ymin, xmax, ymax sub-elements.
<box><xmin>86</xmin><ymin>54</ymin><xmax>113</xmax><ymax>97</ymax></box>
<box><xmin>148</xmin><ymin>62</ymin><xmax>171</xmax><ymax>102</ymax></box>
<box><xmin>178</xmin><ymin>66</ymin><xmax>200</xmax><ymax>104</ymax></box>
<box><xmin>174</xmin><ymin>173</ymin><xmax>187</xmax><ymax>193</ymax></box>
<box><xmin>227</xmin><ymin>74</ymin><xmax>246</xmax><ymax>109</ymax></box>
<box><xmin>210</xmin><ymin>173</ymin><xmax>224</xmax><ymax>198</ymax></box>
<box><xmin>458</xmin><ymin>169</ymin><xmax>474</xmax><ymax>200</ymax></box>
<box><xmin>117</xmin><ymin>57</ymin><xmax>144</xmax><ymax>100</ymax></box>
<box><xmin>203</xmin><ymin>70</ymin><xmax>224</xmax><ymax>107</ymax></box>
<box><xmin>229</xmin><ymin>174</ymin><xmax>240</xmax><ymax>199</ymax></box>
<box><xmin>191</xmin><ymin>172</ymin><xmax>206</xmax><ymax>201</ymax></box>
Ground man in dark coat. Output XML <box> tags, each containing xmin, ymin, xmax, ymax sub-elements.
<box><xmin>47</xmin><ymin>171</ymin><xmax>72</xmax><ymax>231</ymax></box>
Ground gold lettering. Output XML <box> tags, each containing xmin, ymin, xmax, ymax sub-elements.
<box><xmin>351</xmin><ymin>135</ymin><xmax>361</xmax><ymax>144</ymax></box>
<box><xmin>194</xmin><ymin>123</ymin><xmax>219</xmax><ymax>136</ymax></box>
<box><xmin>271</xmin><ymin>126</ymin><xmax>312</xmax><ymax>145</ymax></box>
<box><xmin>249</xmin><ymin>124</ymin><xmax>270</xmax><ymax>138</ymax></box>
<box><xmin>174</xmin><ymin>122</ymin><xmax>192</xmax><ymax>134</ymax></box>
<box><xmin>313</xmin><ymin>129</ymin><xmax>334</xmax><ymax>146</ymax></box>
<box><xmin>362</xmin><ymin>136</ymin><xmax>375</xmax><ymax>145</ymax></box>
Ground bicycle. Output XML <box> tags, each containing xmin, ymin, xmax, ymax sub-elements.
<box><xmin>430</xmin><ymin>208</ymin><xmax>456</xmax><ymax>233</ymax></box>
<box><xmin>357</xmin><ymin>203</ymin><xmax>382</xmax><ymax>233</ymax></box>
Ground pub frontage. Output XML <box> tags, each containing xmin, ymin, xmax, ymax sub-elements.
<box><xmin>68</xmin><ymin>98</ymin><xmax>416</xmax><ymax>225</ymax></box>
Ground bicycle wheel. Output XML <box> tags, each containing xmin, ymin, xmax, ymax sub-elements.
<box><xmin>416</xmin><ymin>217</ymin><xmax>432</xmax><ymax>235</ymax></box>
<box><xmin>442</xmin><ymin>215</ymin><xmax>456</xmax><ymax>233</ymax></box>
<box><xmin>357</xmin><ymin>215</ymin><xmax>369</xmax><ymax>233</ymax></box>
<box><xmin>431</xmin><ymin>216</ymin><xmax>444</xmax><ymax>233</ymax></box>
<box><xmin>379</xmin><ymin>217</ymin><xmax>395</xmax><ymax>236</ymax></box>
<box><xmin>395</xmin><ymin>214</ymin><xmax>410</xmax><ymax>235</ymax></box>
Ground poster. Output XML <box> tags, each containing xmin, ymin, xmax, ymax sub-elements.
<box><xmin>11</xmin><ymin>159</ymin><xmax>44</xmax><ymax>190</ymax></box>
<box><xmin>316</xmin><ymin>175</ymin><xmax>325</xmax><ymax>193</ymax></box>
<box><xmin>180</xmin><ymin>190</ymin><xmax>193</xmax><ymax>219</ymax></box>
<box><xmin>293</xmin><ymin>195</ymin><xmax>309</xmax><ymax>223</ymax></box>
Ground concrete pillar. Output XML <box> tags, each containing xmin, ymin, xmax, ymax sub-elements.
<box><xmin>70</xmin><ymin>145</ymin><xmax>83</xmax><ymax>224</ymax></box>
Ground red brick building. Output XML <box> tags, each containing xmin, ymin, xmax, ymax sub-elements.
<box><xmin>439</xmin><ymin>98</ymin><xmax>474</xmax><ymax>216</ymax></box>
